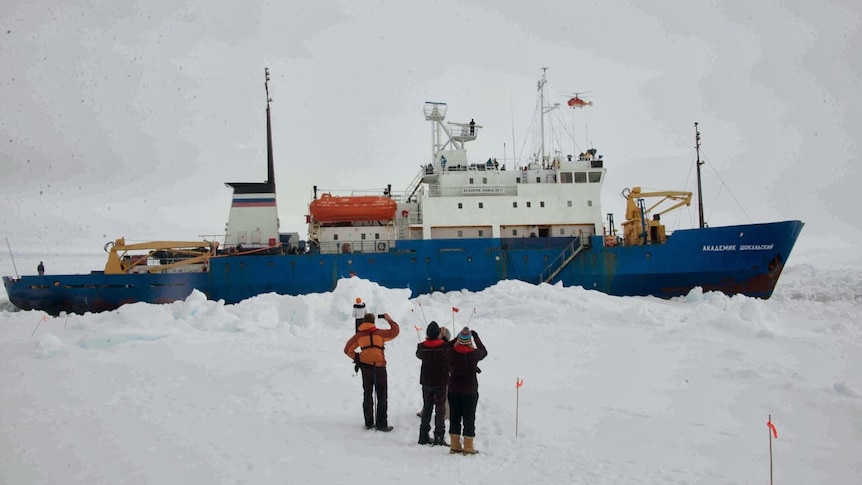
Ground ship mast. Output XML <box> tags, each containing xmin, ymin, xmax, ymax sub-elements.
<box><xmin>694</xmin><ymin>122</ymin><xmax>705</xmax><ymax>228</ymax></box>
<box><xmin>538</xmin><ymin>67</ymin><xmax>559</xmax><ymax>166</ymax></box>
<box><xmin>265</xmin><ymin>67</ymin><xmax>275</xmax><ymax>185</ymax></box>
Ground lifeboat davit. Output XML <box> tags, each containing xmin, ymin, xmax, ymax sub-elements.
<box><xmin>309</xmin><ymin>193</ymin><xmax>397</xmax><ymax>223</ymax></box>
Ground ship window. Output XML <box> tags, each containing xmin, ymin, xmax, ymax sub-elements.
<box><xmin>540</xmin><ymin>201</ymin><xmax>545</xmax><ymax>208</ymax></box>
<box><xmin>482</xmin><ymin>177</ymin><xmax>487</xmax><ymax>184</ymax></box>
<box><xmin>513</xmin><ymin>202</ymin><xmax>518</xmax><ymax>208</ymax></box>
<box><xmin>478</xmin><ymin>230</ymin><xmax>484</xmax><ymax>237</ymax></box>
<box><xmin>458</xmin><ymin>203</ymin><xmax>463</xmax><ymax>209</ymax></box>
<box><xmin>375</xmin><ymin>233</ymin><xmax>380</xmax><ymax>240</ymax></box>
<box><xmin>513</xmin><ymin>229</ymin><xmax>518</xmax><ymax>236</ymax></box>
<box><xmin>469</xmin><ymin>178</ymin><xmax>474</xmax><ymax>184</ymax></box>
<box><xmin>588</xmin><ymin>200</ymin><xmax>593</xmax><ymax>207</ymax></box>
<box><xmin>458</xmin><ymin>230</ymin><xmax>463</xmax><ymax>237</ymax></box>
<box><xmin>567</xmin><ymin>200</ymin><xmax>572</xmax><ymax>207</ymax></box>
<box><xmin>561</xmin><ymin>172</ymin><xmax>573</xmax><ymax>183</ymax></box>
<box><xmin>334</xmin><ymin>234</ymin><xmax>339</xmax><ymax>241</ymax></box>
<box><xmin>527</xmin><ymin>202</ymin><xmax>532</xmax><ymax>208</ymax></box>
<box><xmin>535</xmin><ymin>177</ymin><xmax>541</xmax><ymax>183</ymax></box>
<box><xmin>516</xmin><ymin>177</ymin><xmax>521</xmax><ymax>183</ymax></box>
<box><xmin>559</xmin><ymin>228</ymin><xmax>565</xmax><ymax>235</ymax></box>
<box><xmin>575</xmin><ymin>172</ymin><xmax>587</xmax><ymax>183</ymax></box>
<box><xmin>589</xmin><ymin>172</ymin><xmax>602</xmax><ymax>183</ymax></box>
<box><xmin>479</xmin><ymin>202</ymin><xmax>483</xmax><ymax>209</ymax></box>
<box><xmin>361</xmin><ymin>234</ymin><xmax>366</xmax><ymax>240</ymax></box>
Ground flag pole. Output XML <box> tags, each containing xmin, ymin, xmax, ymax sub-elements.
<box><xmin>768</xmin><ymin>414</ymin><xmax>774</xmax><ymax>485</ymax></box>
<box><xmin>515</xmin><ymin>378</ymin><xmax>524</xmax><ymax>437</ymax></box>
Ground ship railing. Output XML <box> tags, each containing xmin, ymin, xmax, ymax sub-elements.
<box><xmin>538</xmin><ymin>237</ymin><xmax>585</xmax><ymax>284</ymax></box>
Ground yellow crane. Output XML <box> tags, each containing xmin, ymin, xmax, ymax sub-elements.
<box><xmin>103</xmin><ymin>238</ymin><xmax>219</xmax><ymax>275</ymax></box>
<box><xmin>620</xmin><ymin>187</ymin><xmax>692</xmax><ymax>246</ymax></box>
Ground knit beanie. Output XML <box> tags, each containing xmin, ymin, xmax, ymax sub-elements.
<box><xmin>457</xmin><ymin>327</ymin><xmax>472</xmax><ymax>346</ymax></box>
<box><xmin>426</xmin><ymin>321</ymin><xmax>440</xmax><ymax>339</ymax></box>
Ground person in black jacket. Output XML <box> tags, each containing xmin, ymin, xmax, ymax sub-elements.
<box><xmin>415</xmin><ymin>321</ymin><xmax>450</xmax><ymax>446</ymax></box>
<box><xmin>446</xmin><ymin>326</ymin><xmax>487</xmax><ymax>454</ymax></box>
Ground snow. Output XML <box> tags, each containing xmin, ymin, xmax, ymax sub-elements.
<box><xmin>2</xmin><ymin>264</ymin><xmax>861</xmax><ymax>484</ymax></box>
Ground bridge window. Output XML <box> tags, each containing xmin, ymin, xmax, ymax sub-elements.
<box><xmin>561</xmin><ymin>172</ymin><xmax>573</xmax><ymax>183</ymax></box>
<box><xmin>589</xmin><ymin>172</ymin><xmax>602</xmax><ymax>183</ymax></box>
<box><xmin>575</xmin><ymin>172</ymin><xmax>587</xmax><ymax>183</ymax></box>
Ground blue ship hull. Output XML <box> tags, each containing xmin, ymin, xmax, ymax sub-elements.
<box><xmin>3</xmin><ymin>220</ymin><xmax>803</xmax><ymax>315</ymax></box>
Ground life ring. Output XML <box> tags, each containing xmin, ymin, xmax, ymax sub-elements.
<box><xmin>377</xmin><ymin>242</ymin><xmax>387</xmax><ymax>251</ymax></box>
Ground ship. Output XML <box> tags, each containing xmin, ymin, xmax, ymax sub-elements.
<box><xmin>3</xmin><ymin>68</ymin><xmax>804</xmax><ymax>315</ymax></box>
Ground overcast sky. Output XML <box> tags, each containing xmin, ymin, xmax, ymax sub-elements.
<box><xmin>1</xmin><ymin>0</ymin><xmax>859</xmax><ymax>267</ymax></box>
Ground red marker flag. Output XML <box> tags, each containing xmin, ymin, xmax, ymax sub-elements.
<box><xmin>414</xmin><ymin>325</ymin><xmax>422</xmax><ymax>332</ymax></box>
<box><xmin>452</xmin><ymin>307</ymin><xmax>460</xmax><ymax>313</ymax></box>
<box><xmin>767</xmin><ymin>419</ymin><xmax>778</xmax><ymax>439</ymax></box>
<box><xmin>516</xmin><ymin>378</ymin><xmax>524</xmax><ymax>388</ymax></box>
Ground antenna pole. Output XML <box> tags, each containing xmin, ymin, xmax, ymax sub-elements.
<box><xmin>5</xmin><ymin>237</ymin><xmax>19</xmax><ymax>279</ymax></box>
<box><xmin>694</xmin><ymin>122</ymin><xmax>705</xmax><ymax>228</ymax></box>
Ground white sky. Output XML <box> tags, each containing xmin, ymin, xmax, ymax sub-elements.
<box><xmin>1</xmin><ymin>266</ymin><xmax>860</xmax><ymax>483</ymax></box>
<box><xmin>1</xmin><ymin>1</ymin><xmax>860</xmax><ymax>267</ymax></box>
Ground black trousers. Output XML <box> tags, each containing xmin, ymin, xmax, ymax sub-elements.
<box><xmin>448</xmin><ymin>392</ymin><xmax>479</xmax><ymax>437</ymax></box>
<box><xmin>420</xmin><ymin>385</ymin><xmax>447</xmax><ymax>434</ymax></box>
<box><xmin>360</xmin><ymin>364</ymin><xmax>388</xmax><ymax>427</ymax></box>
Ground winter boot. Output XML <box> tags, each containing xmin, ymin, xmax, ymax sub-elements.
<box><xmin>433</xmin><ymin>431</ymin><xmax>449</xmax><ymax>447</ymax></box>
<box><xmin>462</xmin><ymin>436</ymin><xmax>479</xmax><ymax>454</ymax></box>
<box><xmin>449</xmin><ymin>434</ymin><xmax>463</xmax><ymax>454</ymax></box>
<box><xmin>418</xmin><ymin>426</ymin><xmax>432</xmax><ymax>445</ymax></box>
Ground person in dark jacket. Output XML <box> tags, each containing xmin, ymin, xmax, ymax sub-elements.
<box><xmin>446</xmin><ymin>326</ymin><xmax>487</xmax><ymax>454</ymax></box>
<box><xmin>37</xmin><ymin>261</ymin><xmax>45</xmax><ymax>275</ymax></box>
<box><xmin>344</xmin><ymin>313</ymin><xmax>400</xmax><ymax>431</ymax></box>
<box><xmin>415</xmin><ymin>321</ymin><xmax>450</xmax><ymax>446</ymax></box>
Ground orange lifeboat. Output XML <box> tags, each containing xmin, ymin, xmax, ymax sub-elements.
<box><xmin>309</xmin><ymin>193</ymin><xmax>397</xmax><ymax>223</ymax></box>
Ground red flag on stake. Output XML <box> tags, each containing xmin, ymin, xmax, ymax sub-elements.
<box><xmin>414</xmin><ymin>325</ymin><xmax>422</xmax><ymax>332</ymax></box>
<box><xmin>767</xmin><ymin>419</ymin><xmax>778</xmax><ymax>439</ymax></box>
<box><xmin>516</xmin><ymin>378</ymin><xmax>524</xmax><ymax>388</ymax></box>
<box><xmin>452</xmin><ymin>307</ymin><xmax>460</xmax><ymax>313</ymax></box>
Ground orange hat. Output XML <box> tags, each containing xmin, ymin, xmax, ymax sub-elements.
<box><xmin>355</xmin><ymin>297</ymin><xmax>362</xmax><ymax>304</ymax></box>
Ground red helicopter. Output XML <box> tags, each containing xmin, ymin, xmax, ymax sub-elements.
<box><xmin>566</xmin><ymin>92</ymin><xmax>593</xmax><ymax>108</ymax></box>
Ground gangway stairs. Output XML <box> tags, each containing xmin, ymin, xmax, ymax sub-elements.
<box><xmin>539</xmin><ymin>238</ymin><xmax>585</xmax><ymax>284</ymax></box>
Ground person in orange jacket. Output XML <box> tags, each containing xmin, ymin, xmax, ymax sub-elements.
<box><xmin>344</xmin><ymin>312</ymin><xmax>400</xmax><ymax>431</ymax></box>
